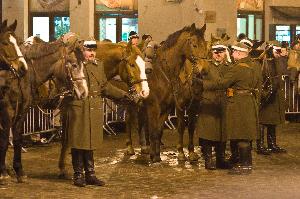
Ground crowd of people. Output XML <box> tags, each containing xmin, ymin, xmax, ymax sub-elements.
<box><xmin>192</xmin><ymin>33</ymin><xmax>300</xmax><ymax>175</ymax></box>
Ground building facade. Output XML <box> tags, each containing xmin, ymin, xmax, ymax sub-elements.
<box><xmin>1</xmin><ymin>0</ymin><xmax>300</xmax><ymax>43</ymax></box>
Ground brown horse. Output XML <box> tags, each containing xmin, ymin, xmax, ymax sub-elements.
<box><xmin>0</xmin><ymin>34</ymin><xmax>85</xmax><ymax>184</ymax></box>
<box><xmin>58</xmin><ymin>41</ymin><xmax>150</xmax><ymax>178</ymax></box>
<box><xmin>137</xmin><ymin>24</ymin><xmax>207</xmax><ymax>162</ymax></box>
<box><xmin>0</xmin><ymin>20</ymin><xmax>28</xmax><ymax>75</ymax></box>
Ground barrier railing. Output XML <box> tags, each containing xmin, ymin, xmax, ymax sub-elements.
<box><xmin>22</xmin><ymin>107</ymin><xmax>60</xmax><ymax>143</ymax></box>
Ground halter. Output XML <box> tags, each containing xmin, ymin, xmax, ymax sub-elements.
<box><xmin>120</xmin><ymin>56</ymin><xmax>148</xmax><ymax>87</ymax></box>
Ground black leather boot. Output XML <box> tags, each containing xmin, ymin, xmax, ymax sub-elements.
<box><xmin>83</xmin><ymin>150</ymin><xmax>105</xmax><ymax>186</ymax></box>
<box><xmin>199</xmin><ymin>139</ymin><xmax>216</xmax><ymax>170</ymax></box>
<box><xmin>228</xmin><ymin>140</ymin><xmax>239</xmax><ymax>167</ymax></box>
<box><xmin>267</xmin><ymin>125</ymin><xmax>287</xmax><ymax>153</ymax></box>
<box><xmin>215</xmin><ymin>142</ymin><xmax>230</xmax><ymax>169</ymax></box>
<box><xmin>256</xmin><ymin>126</ymin><xmax>271</xmax><ymax>155</ymax></box>
<box><xmin>229</xmin><ymin>142</ymin><xmax>252</xmax><ymax>175</ymax></box>
<box><xmin>71</xmin><ymin>148</ymin><xmax>85</xmax><ymax>187</ymax></box>
<box><xmin>0</xmin><ymin>150</ymin><xmax>10</xmax><ymax>185</ymax></box>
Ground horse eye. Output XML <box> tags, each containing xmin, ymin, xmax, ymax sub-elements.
<box><xmin>193</xmin><ymin>44</ymin><xmax>198</xmax><ymax>48</ymax></box>
<box><xmin>130</xmin><ymin>63</ymin><xmax>135</xmax><ymax>67</ymax></box>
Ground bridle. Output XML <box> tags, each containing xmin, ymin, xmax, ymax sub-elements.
<box><xmin>0</xmin><ymin>32</ymin><xmax>26</xmax><ymax>78</ymax></box>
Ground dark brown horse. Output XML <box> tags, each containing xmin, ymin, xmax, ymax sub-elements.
<box><xmin>0</xmin><ymin>34</ymin><xmax>85</xmax><ymax>184</ymax></box>
<box><xmin>139</xmin><ymin>24</ymin><xmax>207</xmax><ymax>162</ymax></box>
<box><xmin>0</xmin><ymin>20</ymin><xmax>28</xmax><ymax>75</ymax></box>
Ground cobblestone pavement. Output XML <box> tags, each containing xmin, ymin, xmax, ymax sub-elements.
<box><xmin>1</xmin><ymin>123</ymin><xmax>300</xmax><ymax>199</ymax></box>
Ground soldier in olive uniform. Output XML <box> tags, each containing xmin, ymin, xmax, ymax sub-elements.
<box><xmin>259</xmin><ymin>41</ymin><xmax>287</xmax><ymax>153</ymax></box>
<box><xmin>196</xmin><ymin>42</ymin><xmax>231</xmax><ymax>170</ymax></box>
<box><xmin>193</xmin><ymin>42</ymin><xmax>260</xmax><ymax>174</ymax></box>
<box><xmin>64</xmin><ymin>39</ymin><xmax>133</xmax><ymax>187</ymax></box>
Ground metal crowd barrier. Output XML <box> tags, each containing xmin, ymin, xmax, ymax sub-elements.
<box><xmin>21</xmin><ymin>77</ymin><xmax>300</xmax><ymax>139</ymax></box>
<box><xmin>22</xmin><ymin>106</ymin><xmax>60</xmax><ymax>143</ymax></box>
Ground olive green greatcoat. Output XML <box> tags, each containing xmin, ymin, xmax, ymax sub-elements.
<box><xmin>259</xmin><ymin>57</ymin><xmax>286</xmax><ymax>125</ymax></box>
<box><xmin>203</xmin><ymin>57</ymin><xmax>260</xmax><ymax>140</ymax></box>
<box><xmin>65</xmin><ymin>60</ymin><xmax>127</xmax><ymax>150</ymax></box>
<box><xmin>196</xmin><ymin>61</ymin><xmax>230</xmax><ymax>142</ymax></box>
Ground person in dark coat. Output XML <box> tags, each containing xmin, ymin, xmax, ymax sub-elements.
<box><xmin>64</xmin><ymin>39</ymin><xmax>134</xmax><ymax>187</ymax></box>
<box><xmin>196</xmin><ymin>41</ymin><xmax>231</xmax><ymax>170</ymax></box>
<box><xmin>259</xmin><ymin>40</ymin><xmax>287</xmax><ymax>153</ymax></box>
<box><xmin>128</xmin><ymin>31</ymin><xmax>139</xmax><ymax>46</ymax></box>
<box><xmin>193</xmin><ymin>42</ymin><xmax>260</xmax><ymax>174</ymax></box>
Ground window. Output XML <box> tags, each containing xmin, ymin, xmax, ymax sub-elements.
<box><xmin>296</xmin><ymin>26</ymin><xmax>300</xmax><ymax>36</ymax></box>
<box><xmin>237</xmin><ymin>13</ymin><xmax>263</xmax><ymax>40</ymax></box>
<box><xmin>96</xmin><ymin>13</ymin><xmax>138</xmax><ymax>43</ymax></box>
<box><xmin>30</xmin><ymin>14</ymin><xmax>70</xmax><ymax>41</ymax></box>
<box><xmin>275</xmin><ymin>25</ymin><xmax>290</xmax><ymax>43</ymax></box>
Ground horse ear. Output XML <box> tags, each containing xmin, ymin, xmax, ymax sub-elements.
<box><xmin>1</xmin><ymin>20</ymin><xmax>8</xmax><ymax>31</ymax></box>
<box><xmin>191</xmin><ymin>23</ymin><xmax>196</xmax><ymax>32</ymax></box>
<box><xmin>8</xmin><ymin>20</ymin><xmax>17</xmax><ymax>32</ymax></box>
<box><xmin>200</xmin><ymin>24</ymin><xmax>206</xmax><ymax>34</ymax></box>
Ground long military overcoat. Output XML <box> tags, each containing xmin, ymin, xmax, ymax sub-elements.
<box><xmin>259</xmin><ymin>57</ymin><xmax>286</xmax><ymax>125</ymax></box>
<box><xmin>195</xmin><ymin>61</ymin><xmax>230</xmax><ymax>142</ymax></box>
<box><xmin>64</xmin><ymin>60</ymin><xmax>127</xmax><ymax>150</ymax></box>
<box><xmin>203</xmin><ymin>57</ymin><xmax>260</xmax><ymax>140</ymax></box>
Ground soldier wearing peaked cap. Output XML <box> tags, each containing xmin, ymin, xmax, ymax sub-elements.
<box><xmin>259</xmin><ymin>40</ymin><xmax>287</xmax><ymax>154</ymax></box>
<box><xmin>195</xmin><ymin>40</ymin><xmax>232</xmax><ymax>170</ymax></box>
<box><xmin>193</xmin><ymin>41</ymin><xmax>260</xmax><ymax>175</ymax></box>
<box><xmin>63</xmin><ymin>38</ymin><xmax>134</xmax><ymax>187</ymax></box>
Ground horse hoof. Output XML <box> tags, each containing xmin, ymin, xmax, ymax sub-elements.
<box><xmin>141</xmin><ymin>146</ymin><xmax>150</xmax><ymax>154</ymax></box>
<box><xmin>152</xmin><ymin>156</ymin><xmax>162</xmax><ymax>163</ymax></box>
<box><xmin>17</xmin><ymin>175</ymin><xmax>27</xmax><ymax>183</ymax></box>
<box><xmin>177</xmin><ymin>152</ymin><xmax>187</xmax><ymax>161</ymax></box>
<box><xmin>0</xmin><ymin>174</ymin><xmax>11</xmax><ymax>185</ymax></box>
<box><xmin>58</xmin><ymin>172</ymin><xmax>69</xmax><ymax>179</ymax></box>
<box><xmin>125</xmin><ymin>147</ymin><xmax>135</xmax><ymax>156</ymax></box>
<box><xmin>189</xmin><ymin>152</ymin><xmax>199</xmax><ymax>162</ymax></box>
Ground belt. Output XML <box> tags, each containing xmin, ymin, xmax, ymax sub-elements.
<box><xmin>235</xmin><ymin>90</ymin><xmax>253</xmax><ymax>95</ymax></box>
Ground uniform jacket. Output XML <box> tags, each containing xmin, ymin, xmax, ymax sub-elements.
<box><xmin>259</xmin><ymin>57</ymin><xmax>286</xmax><ymax>125</ymax></box>
<box><xmin>196</xmin><ymin>61</ymin><xmax>230</xmax><ymax>141</ymax></box>
<box><xmin>64</xmin><ymin>59</ymin><xmax>127</xmax><ymax>150</ymax></box>
<box><xmin>203</xmin><ymin>57</ymin><xmax>260</xmax><ymax>140</ymax></box>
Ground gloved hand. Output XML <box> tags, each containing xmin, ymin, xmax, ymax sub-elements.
<box><xmin>122</xmin><ymin>93</ymin><xmax>140</xmax><ymax>104</ymax></box>
<box><xmin>192</xmin><ymin>77</ymin><xmax>204</xmax><ymax>97</ymax></box>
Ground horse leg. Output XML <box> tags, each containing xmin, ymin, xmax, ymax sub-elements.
<box><xmin>58</xmin><ymin>113</ymin><xmax>69</xmax><ymax>179</ymax></box>
<box><xmin>0</xmin><ymin>128</ymin><xmax>10</xmax><ymax>185</ymax></box>
<box><xmin>138</xmin><ymin>107</ymin><xmax>149</xmax><ymax>154</ymax></box>
<box><xmin>125</xmin><ymin>105</ymin><xmax>136</xmax><ymax>155</ymax></box>
<box><xmin>187</xmin><ymin>106</ymin><xmax>199</xmax><ymax>161</ymax></box>
<box><xmin>176</xmin><ymin>108</ymin><xmax>187</xmax><ymax>161</ymax></box>
<box><xmin>0</xmin><ymin>105</ymin><xmax>10</xmax><ymax>184</ymax></box>
<box><xmin>146</xmin><ymin>103</ymin><xmax>161</xmax><ymax>162</ymax></box>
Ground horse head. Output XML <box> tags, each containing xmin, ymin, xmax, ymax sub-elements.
<box><xmin>52</xmin><ymin>50</ymin><xmax>88</xmax><ymax>100</ymax></box>
<box><xmin>0</xmin><ymin>20</ymin><xmax>28</xmax><ymax>76</ymax></box>
<box><xmin>122</xmin><ymin>42</ymin><xmax>150</xmax><ymax>99</ymax></box>
<box><xmin>97</xmin><ymin>42</ymin><xmax>150</xmax><ymax>100</ymax></box>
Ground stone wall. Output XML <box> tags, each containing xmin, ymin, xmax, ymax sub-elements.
<box><xmin>138</xmin><ymin>0</ymin><xmax>237</xmax><ymax>42</ymax></box>
<box><xmin>2</xmin><ymin>0</ymin><xmax>28</xmax><ymax>40</ymax></box>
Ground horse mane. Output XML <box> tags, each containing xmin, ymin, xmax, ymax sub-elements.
<box><xmin>161</xmin><ymin>24</ymin><xmax>205</xmax><ymax>50</ymax></box>
<box><xmin>21</xmin><ymin>40</ymin><xmax>63</xmax><ymax>60</ymax></box>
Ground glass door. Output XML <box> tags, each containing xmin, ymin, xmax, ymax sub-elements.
<box><xmin>96</xmin><ymin>13</ymin><xmax>138</xmax><ymax>43</ymax></box>
<box><xmin>99</xmin><ymin>17</ymin><xmax>117</xmax><ymax>43</ymax></box>
<box><xmin>54</xmin><ymin>16</ymin><xmax>70</xmax><ymax>40</ymax></box>
<box><xmin>30</xmin><ymin>14</ymin><xmax>69</xmax><ymax>41</ymax></box>
<box><xmin>33</xmin><ymin>17</ymin><xmax>50</xmax><ymax>41</ymax></box>
<box><xmin>237</xmin><ymin>13</ymin><xmax>263</xmax><ymax>40</ymax></box>
<box><xmin>275</xmin><ymin>25</ymin><xmax>291</xmax><ymax>43</ymax></box>
<box><xmin>121</xmin><ymin>18</ymin><xmax>138</xmax><ymax>42</ymax></box>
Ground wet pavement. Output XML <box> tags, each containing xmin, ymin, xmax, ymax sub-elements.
<box><xmin>1</xmin><ymin>123</ymin><xmax>300</xmax><ymax>199</ymax></box>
